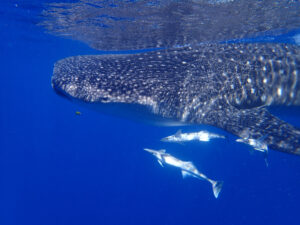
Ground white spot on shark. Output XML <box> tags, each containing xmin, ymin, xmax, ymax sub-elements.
<box><xmin>277</xmin><ymin>87</ymin><xmax>282</xmax><ymax>97</ymax></box>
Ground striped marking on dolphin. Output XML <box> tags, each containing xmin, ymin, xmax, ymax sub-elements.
<box><xmin>52</xmin><ymin>43</ymin><xmax>300</xmax><ymax>155</ymax></box>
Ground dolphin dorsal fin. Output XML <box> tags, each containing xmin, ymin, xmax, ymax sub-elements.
<box><xmin>159</xmin><ymin>149</ymin><xmax>166</xmax><ymax>153</ymax></box>
<box><xmin>240</xmin><ymin>128</ymin><xmax>250</xmax><ymax>139</ymax></box>
<box><xmin>175</xmin><ymin>129</ymin><xmax>182</xmax><ymax>137</ymax></box>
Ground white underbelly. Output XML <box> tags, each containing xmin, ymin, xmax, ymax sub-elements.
<box><xmin>164</xmin><ymin>156</ymin><xmax>183</xmax><ymax>168</ymax></box>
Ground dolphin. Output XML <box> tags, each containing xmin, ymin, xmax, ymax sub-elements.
<box><xmin>236</xmin><ymin>130</ymin><xmax>269</xmax><ymax>166</ymax></box>
<box><xmin>236</xmin><ymin>129</ymin><xmax>268</xmax><ymax>153</ymax></box>
<box><xmin>236</xmin><ymin>137</ymin><xmax>268</xmax><ymax>153</ymax></box>
<box><xmin>161</xmin><ymin>129</ymin><xmax>225</xmax><ymax>142</ymax></box>
<box><xmin>51</xmin><ymin>43</ymin><xmax>300</xmax><ymax>155</ymax></box>
<box><xmin>144</xmin><ymin>148</ymin><xmax>223</xmax><ymax>198</ymax></box>
<box><xmin>236</xmin><ymin>136</ymin><xmax>269</xmax><ymax>166</ymax></box>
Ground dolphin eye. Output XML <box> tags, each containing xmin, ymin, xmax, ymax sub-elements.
<box><xmin>99</xmin><ymin>97</ymin><xmax>109</xmax><ymax>102</ymax></box>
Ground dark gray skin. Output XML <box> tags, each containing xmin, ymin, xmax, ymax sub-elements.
<box><xmin>52</xmin><ymin>43</ymin><xmax>300</xmax><ymax>155</ymax></box>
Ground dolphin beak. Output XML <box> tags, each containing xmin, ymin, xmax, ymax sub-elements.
<box><xmin>144</xmin><ymin>148</ymin><xmax>155</xmax><ymax>154</ymax></box>
<box><xmin>160</xmin><ymin>137</ymin><xmax>170</xmax><ymax>142</ymax></box>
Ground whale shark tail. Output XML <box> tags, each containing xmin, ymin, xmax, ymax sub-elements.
<box><xmin>212</xmin><ymin>181</ymin><xmax>223</xmax><ymax>199</ymax></box>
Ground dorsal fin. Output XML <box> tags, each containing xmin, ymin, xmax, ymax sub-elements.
<box><xmin>240</xmin><ymin>128</ymin><xmax>250</xmax><ymax>139</ymax></box>
<box><xmin>175</xmin><ymin>129</ymin><xmax>182</xmax><ymax>137</ymax></box>
<box><xmin>159</xmin><ymin>149</ymin><xmax>166</xmax><ymax>153</ymax></box>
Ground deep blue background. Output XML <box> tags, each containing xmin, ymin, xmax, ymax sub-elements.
<box><xmin>1</xmin><ymin>1</ymin><xmax>300</xmax><ymax>225</ymax></box>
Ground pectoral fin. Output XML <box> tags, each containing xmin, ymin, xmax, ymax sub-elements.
<box><xmin>206</xmin><ymin>104</ymin><xmax>300</xmax><ymax>155</ymax></box>
<box><xmin>181</xmin><ymin>170</ymin><xmax>191</xmax><ymax>179</ymax></box>
<box><xmin>157</xmin><ymin>160</ymin><xmax>164</xmax><ymax>167</ymax></box>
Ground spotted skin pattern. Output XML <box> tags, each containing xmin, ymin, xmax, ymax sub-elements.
<box><xmin>52</xmin><ymin>43</ymin><xmax>300</xmax><ymax>155</ymax></box>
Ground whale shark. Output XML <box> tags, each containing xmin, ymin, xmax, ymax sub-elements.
<box><xmin>52</xmin><ymin>43</ymin><xmax>300</xmax><ymax>155</ymax></box>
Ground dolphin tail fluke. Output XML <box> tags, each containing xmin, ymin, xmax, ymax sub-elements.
<box><xmin>212</xmin><ymin>181</ymin><xmax>223</xmax><ymax>199</ymax></box>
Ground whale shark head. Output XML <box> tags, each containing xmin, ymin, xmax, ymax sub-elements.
<box><xmin>51</xmin><ymin>49</ymin><xmax>199</xmax><ymax>122</ymax></box>
<box><xmin>51</xmin><ymin>53</ymin><xmax>189</xmax><ymax>125</ymax></box>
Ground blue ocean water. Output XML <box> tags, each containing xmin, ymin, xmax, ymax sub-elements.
<box><xmin>1</xmin><ymin>1</ymin><xmax>300</xmax><ymax>225</ymax></box>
